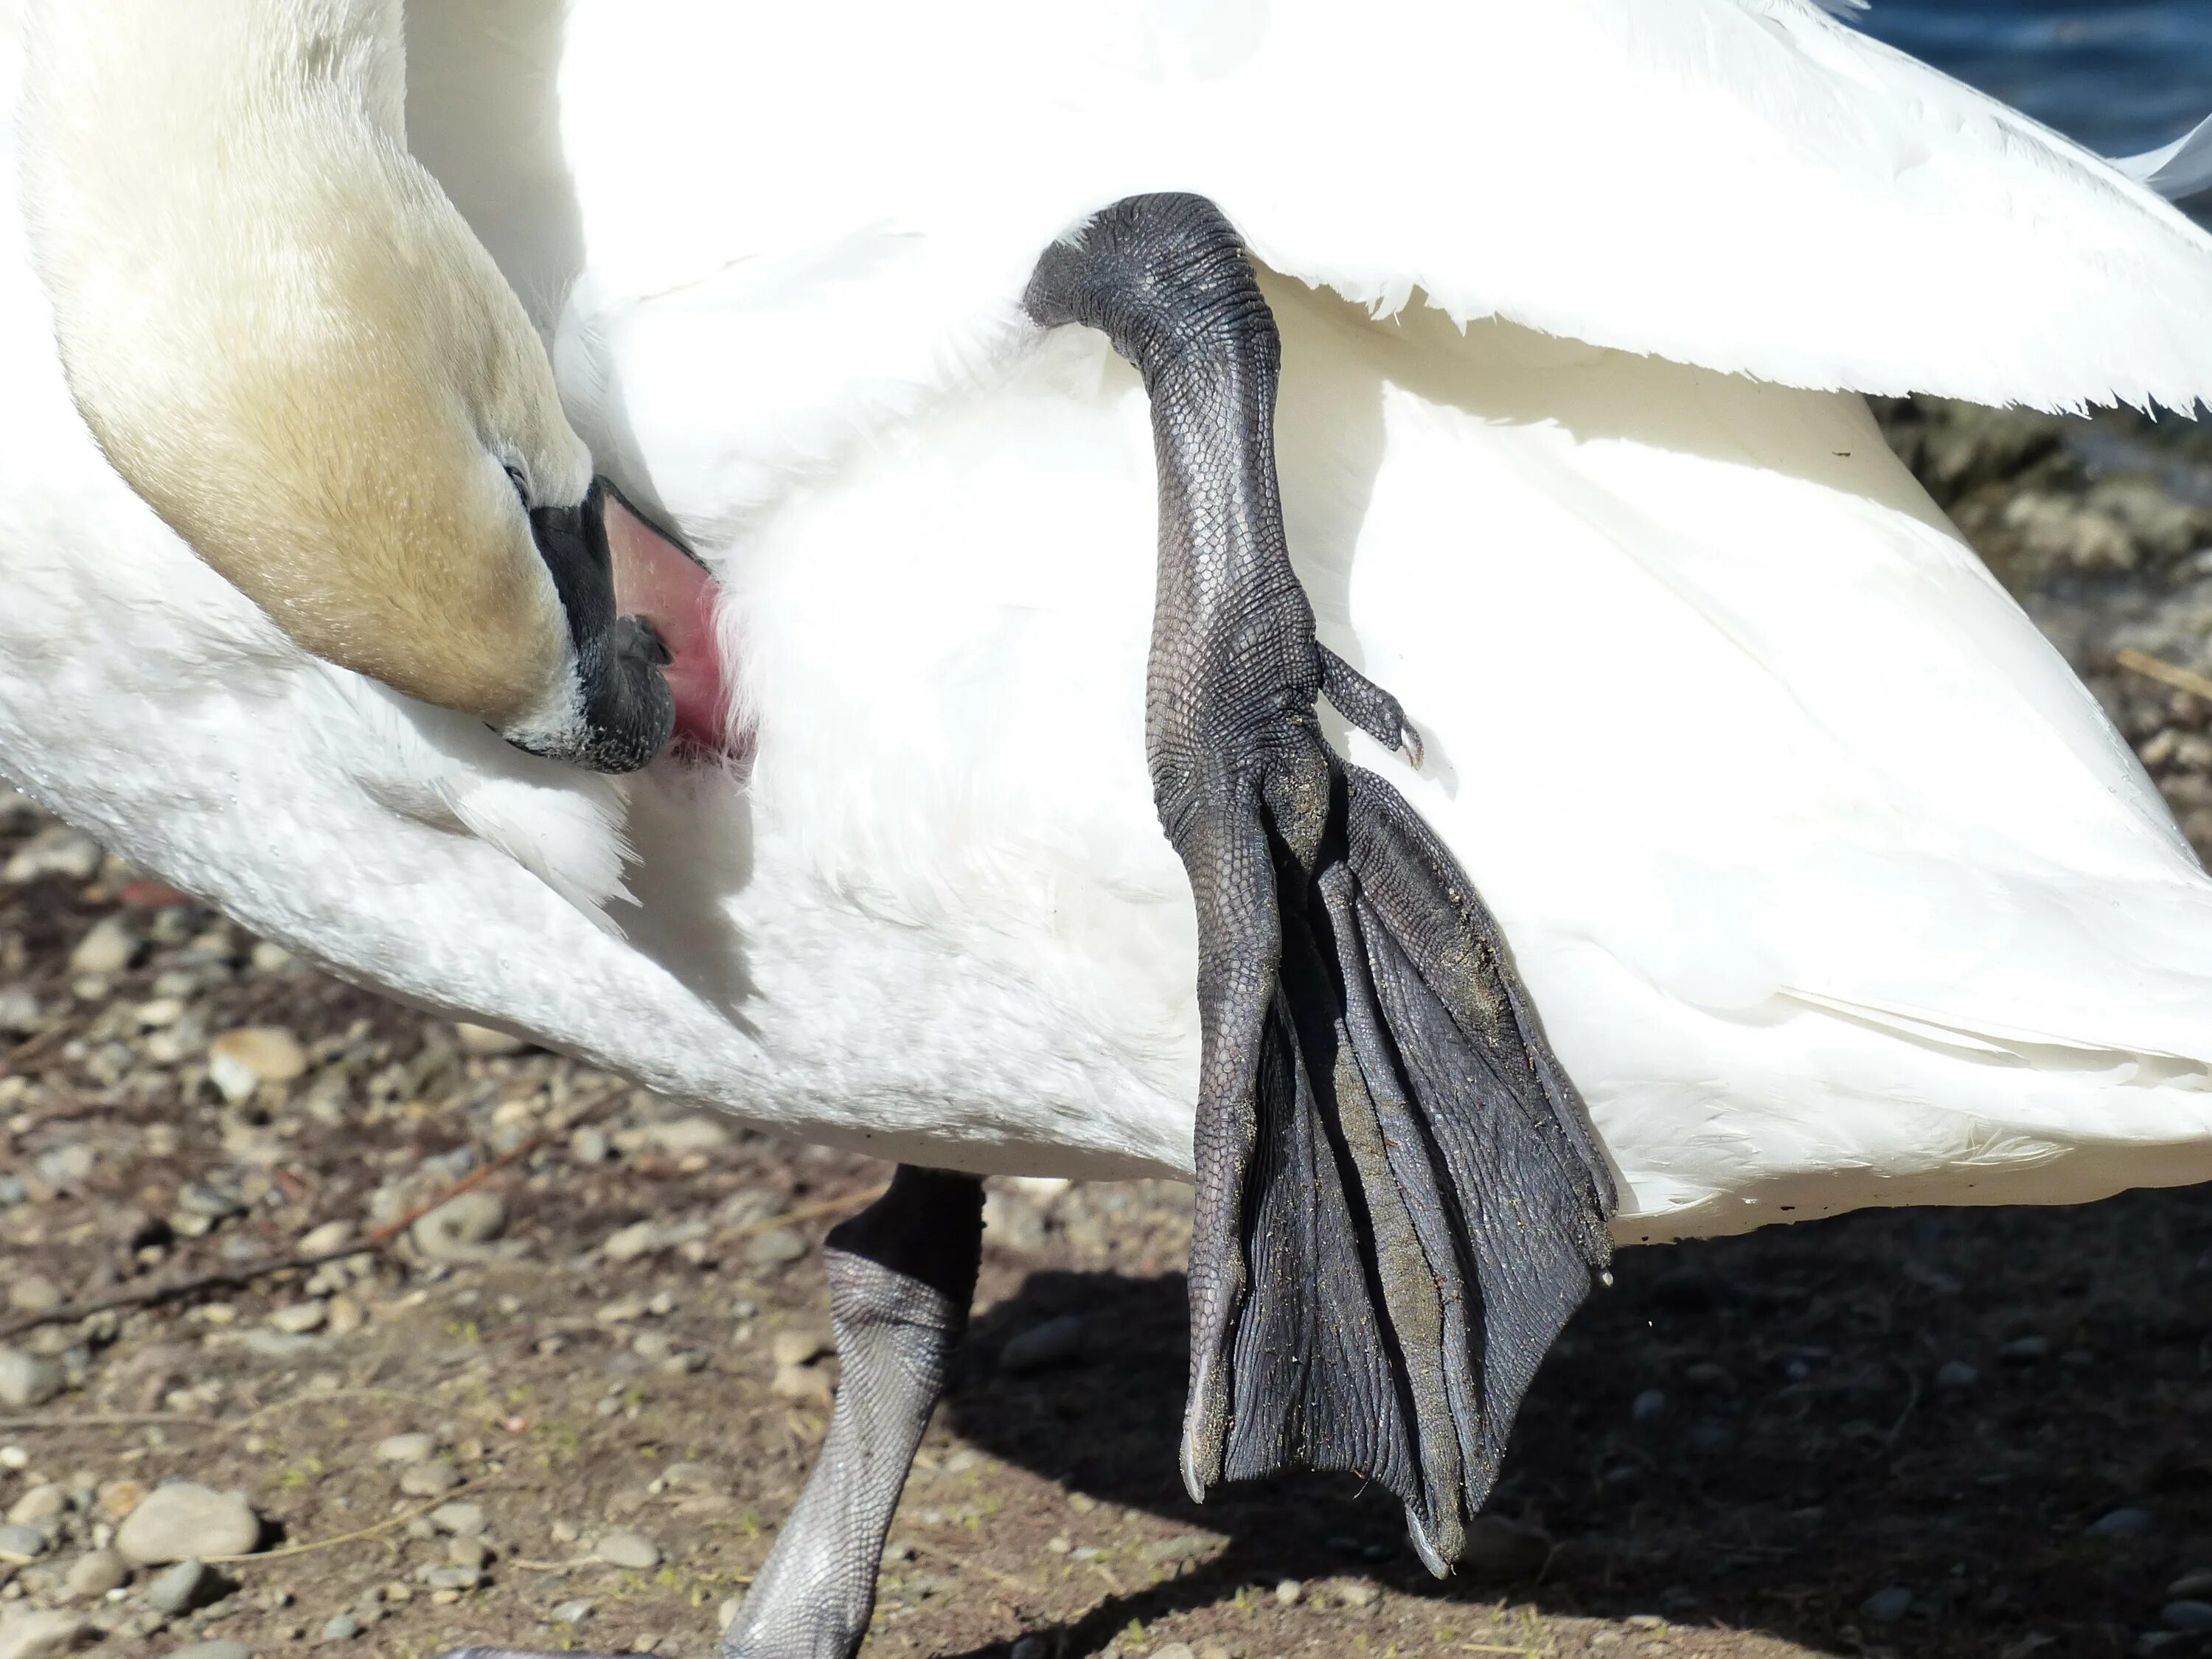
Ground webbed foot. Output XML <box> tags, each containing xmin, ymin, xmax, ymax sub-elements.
<box><xmin>1026</xmin><ymin>194</ymin><xmax>1615</xmax><ymax>1573</ymax></box>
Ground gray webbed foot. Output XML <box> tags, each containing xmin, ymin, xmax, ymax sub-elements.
<box><xmin>440</xmin><ymin>1166</ymin><xmax>984</xmax><ymax>1659</ymax></box>
<box><xmin>1026</xmin><ymin>194</ymin><xmax>1616</xmax><ymax>1574</ymax></box>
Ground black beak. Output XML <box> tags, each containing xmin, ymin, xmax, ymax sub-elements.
<box><xmin>524</xmin><ymin>477</ymin><xmax>677</xmax><ymax>772</ymax></box>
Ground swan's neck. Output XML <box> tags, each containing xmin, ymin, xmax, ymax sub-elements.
<box><xmin>28</xmin><ymin>0</ymin><xmax>406</xmax><ymax>150</ymax></box>
<box><xmin>19</xmin><ymin>0</ymin><xmax>590</xmax><ymax>733</ymax></box>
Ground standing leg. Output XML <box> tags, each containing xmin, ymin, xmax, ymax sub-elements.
<box><xmin>439</xmin><ymin>1164</ymin><xmax>984</xmax><ymax>1659</ymax></box>
<box><xmin>723</xmin><ymin>1165</ymin><xmax>984</xmax><ymax>1658</ymax></box>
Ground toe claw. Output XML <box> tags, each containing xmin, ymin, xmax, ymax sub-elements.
<box><xmin>1317</xmin><ymin>644</ymin><xmax>1420</xmax><ymax>767</ymax></box>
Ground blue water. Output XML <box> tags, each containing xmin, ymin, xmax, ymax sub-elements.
<box><xmin>1848</xmin><ymin>1</ymin><xmax>2212</xmax><ymax>167</ymax></box>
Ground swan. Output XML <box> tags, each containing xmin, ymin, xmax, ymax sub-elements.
<box><xmin>7</xmin><ymin>1</ymin><xmax>2212</xmax><ymax>1652</ymax></box>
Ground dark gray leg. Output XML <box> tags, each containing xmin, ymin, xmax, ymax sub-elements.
<box><xmin>438</xmin><ymin>1165</ymin><xmax>984</xmax><ymax>1659</ymax></box>
<box><xmin>1026</xmin><ymin>195</ymin><xmax>1616</xmax><ymax>1576</ymax></box>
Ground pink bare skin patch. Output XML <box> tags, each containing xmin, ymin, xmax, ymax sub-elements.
<box><xmin>603</xmin><ymin>491</ymin><xmax>736</xmax><ymax>758</ymax></box>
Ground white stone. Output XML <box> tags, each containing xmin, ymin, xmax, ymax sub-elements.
<box><xmin>5</xmin><ymin>1487</ymin><xmax>64</xmax><ymax>1528</ymax></box>
<box><xmin>0</xmin><ymin>1349</ymin><xmax>63</xmax><ymax>1410</ymax></box>
<box><xmin>0</xmin><ymin>1608</ymin><xmax>90</xmax><ymax>1659</ymax></box>
<box><xmin>3</xmin><ymin>824</ymin><xmax>101</xmax><ymax>884</ymax></box>
<box><xmin>411</xmin><ymin>1192</ymin><xmax>504</xmax><ymax>1258</ymax></box>
<box><xmin>453</xmin><ymin>1022</ymin><xmax>527</xmax><ymax>1057</ymax></box>
<box><xmin>593</xmin><ymin>1530</ymin><xmax>659</xmax><ymax>1571</ymax></box>
<box><xmin>66</xmin><ymin>917</ymin><xmax>137</xmax><ymax>976</ymax></box>
<box><xmin>114</xmin><ymin>1484</ymin><xmax>259</xmax><ymax>1566</ymax></box>
<box><xmin>62</xmin><ymin>1550</ymin><xmax>126</xmax><ymax>1599</ymax></box>
<box><xmin>265</xmin><ymin>1301</ymin><xmax>327</xmax><ymax>1335</ymax></box>
<box><xmin>374</xmin><ymin>1433</ymin><xmax>436</xmax><ymax>1464</ymax></box>
<box><xmin>205</xmin><ymin>1027</ymin><xmax>307</xmax><ymax>1103</ymax></box>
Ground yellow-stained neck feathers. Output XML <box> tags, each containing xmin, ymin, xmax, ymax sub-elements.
<box><xmin>21</xmin><ymin>0</ymin><xmax>591</xmax><ymax>739</ymax></box>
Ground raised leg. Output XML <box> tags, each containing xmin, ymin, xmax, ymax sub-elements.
<box><xmin>1026</xmin><ymin>195</ymin><xmax>1617</xmax><ymax>1575</ymax></box>
<box><xmin>439</xmin><ymin>1164</ymin><xmax>984</xmax><ymax>1659</ymax></box>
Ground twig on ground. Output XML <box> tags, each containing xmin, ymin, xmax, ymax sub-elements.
<box><xmin>726</xmin><ymin>1183</ymin><xmax>888</xmax><ymax>1239</ymax></box>
<box><xmin>2115</xmin><ymin>646</ymin><xmax>2212</xmax><ymax>703</ymax></box>
<box><xmin>0</xmin><ymin>1024</ymin><xmax>69</xmax><ymax>1080</ymax></box>
<box><xmin>0</xmin><ymin>1413</ymin><xmax>208</xmax><ymax>1431</ymax></box>
<box><xmin>908</xmin><ymin>1536</ymin><xmax>1034</xmax><ymax>1596</ymax></box>
<box><xmin>201</xmin><ymin>1479</ymin><xmax>486</xmax><ymax>1564</ymax></box>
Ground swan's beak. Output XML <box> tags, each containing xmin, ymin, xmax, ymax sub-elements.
<box><xmin>601</xmin><ymin>486</ymin><xmax>734</xmax><ymax>758</ymax></box>
<box><xmin>518</xmin><ymin>480</ymin><xmax>734</xmax><ymax>770</ymax></box>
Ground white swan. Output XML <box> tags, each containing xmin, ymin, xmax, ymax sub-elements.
<box><xmin>7</xmin><ymin>0</ymin><xmax>2212</xmax><ymax>1648</ymax></box>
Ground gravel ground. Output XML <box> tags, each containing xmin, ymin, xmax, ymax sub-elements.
<box><xmin>1</xmin><ymin>403</ymin><xmax>2210</xmax><ymax>1659</ymax></box>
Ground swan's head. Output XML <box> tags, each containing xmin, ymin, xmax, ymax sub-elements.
<box><xmin>20</xmin><ymin>7</ymin><xmax>726</xmax><ymax>771</ymax></box>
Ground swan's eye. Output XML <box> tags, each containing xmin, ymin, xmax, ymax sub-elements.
<box><xmin>504</xmin><ymin>462</ymin><xmax>530</xmax><ymax>507</ymax></box>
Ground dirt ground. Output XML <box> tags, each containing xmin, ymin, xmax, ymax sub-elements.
<box><xmin>1</xmin><ymin>402</ymin><xmax>2211</xmax><ymax>1659</ymax></box>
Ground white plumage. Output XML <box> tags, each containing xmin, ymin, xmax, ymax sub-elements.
<box><xmin>4</xmin><ymin>0</ymin><xmax>2212</xmax><ymax>1246</ymax></box>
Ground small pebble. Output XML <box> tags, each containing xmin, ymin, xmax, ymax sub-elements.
<box><xmin>1339</xmin><ymin>1583</ymin><xmax>1380</xmax><ymax>1610</ymax></box>
<box><xmin>1151</xmin><ymin>1646</ymin><xmax>1198</xmax><ymax>1659</ymax></box>
<box><xmin>63</xmin><ymin>1548</ymin><xmax>128</xmax><ymax>1599</ymax></box>
<box><xmin>397</xmin><ymin>1462</ymin><xmax>462</xmax><ymax>1498</ymax></box>
<box><xmin>550</xmin><ymin>1599</ymin><xmax>593</xmax><ymax>1627</ymax></box>
<box><xmin>6</xmin><ymin>1486</ymin><xmax>65</xmax><ymax>1528</ymax></box>
<box><xmin>4</xmin><ymin>1278</ymin><xmax>59</xmax><ymax>1318</ymax></box>
<box><xmin>411</xmin><ymin>1192</ymin><xmax>505</xmax><ymax>1259</ymax></box>
<box><xmin>446</xmin><ymin>1537</ymin><xmax>490</xmax><ymax>1570</ymax></box>
<box><xmin>0</xmin><ymin>1350</ymin><xmax>63</xmax><ymax>1411</ymax></box>
<box><xmin>297</xmin><ymin>1222</ymin><xmax>352</xmax><ymax>1255</ymax></box>
<box><xmin>0</xmin><ymin>1609</ymin><xmax>91</xmax><ymax>1659</ymax></box>
<box><xmin>413</xmin><ymin>1565</ymin><xmax>480</xmax><ymax>1591</ymax></box>
<box><xmin>1010</xmin><ymin>1638</ymin><xmax>1048</xmax><ymax>1659</ymax></box>
<box><xmin>265</xmin><ymin>1301</ymin><xmax>327</xmax><ymax>1335</ymax></box>
<box><xmin>568</xmin><ymin>1128</ymin><xmax>611</xmax><ymax>1165</ymax></box>
<box><xmin>2087</xmin><ymin>1507</ymin><xmax>2155</xmax><ymax>1538</ymax></box>
<box><xmin>771</xmin><ymin>1330</ymin><xmax>828</xmax><ymax>1368</ymax></box>
<box><xmin>0</xmin><ymin>1525</ymin><xmax>49</xmax><ymax>1561</ymax></box>
<box><xmin>205</xmin><ymin>1026</ymin><xmax>307</xmax><ymax>1103</ymax></box>
<box><xmin>35</xmin><ymin>1144</ymin><xmax>92</xmax><ymax>1188</ymax></box>
<box><xmin>771</xmin><ymin>1363</ymin><xmax>832</xmax><ymax>1405</ymax></box>
<box><xmin>2163</xmin><ymin>1602</ymin><xmax>2212</xmax><ymax>1634</ymax></box>
<box><xmin>602</xmin><ymin>1220</ymin><xmax>669</xmax><ymax>1262</ymax></box>
<box><xmin>2000</xmin><ymin>1335</ymin><xmax>2053</xmax><ymax>1362</ymax></box>
<box><xmin>95</xmin><ymin>1480</ymin><xmax>145</xmax><ymax>1521</ymax></box>
<box><xmin>999</xmin><ymin>1314</ymin><xmax>1086</xmax><ymax>1374</ymax></box>
<box><xmin>319</xmin><ymin>1613</ymin><xmax>362</xmax><ymax>1642</ymax></box>
<box><xmin>115</xmin><ymin>1484</ymin><xmax>260</xmax><ymax>1566</ymax></box>
<box><xmin>1860</xmin><ymin>1586</ymin><xmax>1913</xmax><ymax>1624</ymax></box>
<box><xmin>166</xmin><ymin>1644</ymin><xmax>254</xmax><ymax>1659</ymax></box>
<box><xmin>428</xmin><ymin>1503</ymin><xmax>484</xmax><ymax>1538</ymax></box>
<box><xmin>1935</xmin><ymin>1360</ymin><xmax>1980</xmax><ymax>1389</ymax></box>
<box><xmin>145</xmin><ymin>1559</ymin><xmax>216</xmax><ymax>1615</ymax></box>
<box><xmin>1631</xmin><ymin>1388</ymin><xmax>1667</xmax><ymax>1422</ymax></box>
<box><xmin>2169</xmin><ymin>1570</ymin><xmax>2212</xmax><ymax>1599</ymax></box>
<box><xmin>174</xmin><ymin>1181</ymin><xmax>244</xmax><ymax>1221</ymax></box>
<box><xmin>594</xmin><ymin>1529</ymin><xmax>660</xmax><ymax>1571</ymax></box>
<box><xmin>453</xmin><ymin>1022</ymin><xmax>527</xmax><ymax>1056</ymax></box>
<box><xmin>744</xmin><ymin>1227</ymin><xmax>807</xmax><ymax>1268</ymax></box>
<box><xmin>68</xmin><ymin>915</ymin><xmax>139</xmax><ymax>975</ymax></box>
<box><xmin>374</xmin><ymin>1433</ymin><xmax>435</xmax><ymax>1464</ymax></box>
<box><xmin>1275</xmin><ymin>1579</ymin><xmax>1303</xmax><ymax>1606</ymax></box>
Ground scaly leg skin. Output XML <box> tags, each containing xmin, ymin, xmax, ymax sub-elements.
<box><xmin>439</xmin><ymin>1165</ymin><xmax>984</xmax><ymax>1659</ymax></box>
<box><xmin>1025</xmin><ymin>195</ymin><xmax>1618</xmax><ymax>1575</ymax></box>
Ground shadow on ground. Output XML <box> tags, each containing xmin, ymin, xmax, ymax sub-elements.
<box><xmin>948</xmin><ymin>1183</ymin><xmax>2212</xmax><ymax>1658</ymax></box>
